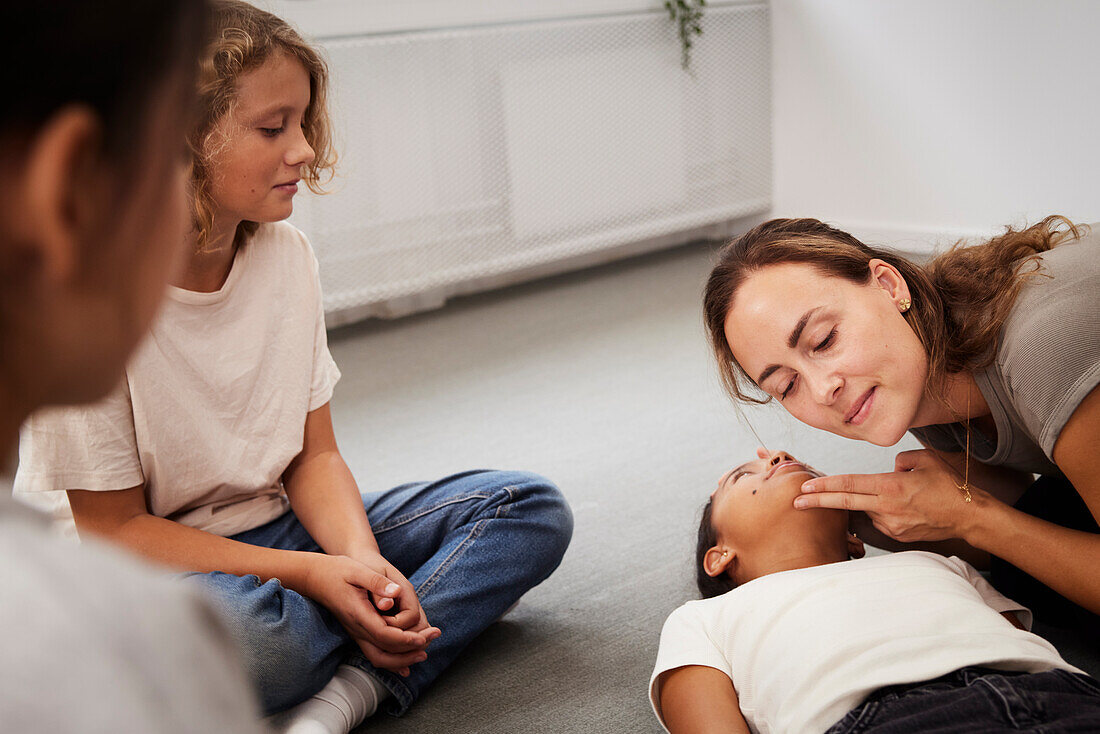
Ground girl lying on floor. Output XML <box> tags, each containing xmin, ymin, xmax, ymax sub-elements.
<box><xmin>650</xmin><ymin>450</ymin><xmax>1100</xmax><ymax>734</ymax></box>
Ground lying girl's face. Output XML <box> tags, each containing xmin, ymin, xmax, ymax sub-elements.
<box><xmin>723</xmin><ymin>262</ymin><xmax>928</xmax><ymax>447</ymax></box>
<box><xmin>709</xmin><ymin>450</ymin><xmax>825</xmax><ymax>539</ymax></box>
<box><xmin>714</xmin><ymin>451</ymin><xmax>820</xmax><ymax>504</ymax></box>
<box><xmin>207</xmin><ymin>51</ymin><xmax>315</xmax><ymax>226</ymax></box>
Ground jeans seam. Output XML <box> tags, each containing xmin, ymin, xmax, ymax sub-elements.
<box><xmin>370</xmin><ymin>492</ymin><xmax>495</xmax><ymax>534</ymax></box>
<box><xmin>841</xmin><ymin>698</ymin><xmax>880</xmax><ymax>734</ymax></box>
<box><xmin>977</xmin><ymin>674</ymin><xmax>1030</xmax><ymax>728</ymax></box>
<box><xmin>413</xmin><ymin>485</ymin><xmax>516</xmax><ymax>598</ymax></box>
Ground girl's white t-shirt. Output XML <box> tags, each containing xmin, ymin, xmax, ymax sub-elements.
<box><xmin>15</xmin><ymin>221</ymin><xmax>341</xmax><ymax>538</ymax></box>
<box><xmin>650</xmin><ymin>552</ymin><xmax>1079</xmax><ymax>734</ymax></box>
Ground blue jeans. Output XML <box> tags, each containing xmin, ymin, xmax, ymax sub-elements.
<box><xmin>825</xmin><ymin>667</ymin><xmax>1100</xmax><ymax>733</ymax></box>
<box><xmin>185</xmin><ymin>470</ymin><xmax>573</xmax><ymax>716</ymax></box>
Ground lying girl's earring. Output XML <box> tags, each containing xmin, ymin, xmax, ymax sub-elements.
<box><xmin>899</xmin><ymin>298</ymin><xmax>911</xmax><ymax>312</ymax></box>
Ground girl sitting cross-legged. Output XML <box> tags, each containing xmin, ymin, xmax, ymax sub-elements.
<box><xmin>15</xmin><ymin>2</ymin><xmax>572</xmax><ymax>732</ymax></box>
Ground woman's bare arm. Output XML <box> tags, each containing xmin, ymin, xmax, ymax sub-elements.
<box><xmin>964</xmin><ymin>383</ymin><xmax>1100</xmax><ymax>613</ymax></box>
<box><xmin>659</xmin><ymin>665</ymin><xmax>750</xmax><ymax>734</ymax></box>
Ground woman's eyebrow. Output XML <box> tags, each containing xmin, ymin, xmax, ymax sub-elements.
<box><xmin>787</xmin><ymin>307</ymin><xmax>820</xmax><ymax>349</ymax></box>
<box><xmin>757</xmin><ymin>364</ymin><xmax>780</xmax><ymax>385</ymax></box>
<box><xmin>755</xmin><ymin>307</ymin><xmax>821</xmax><ymax>385</ymax></box>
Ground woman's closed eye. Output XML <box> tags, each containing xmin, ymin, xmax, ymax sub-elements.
<box><xmin>259</xmin><ymin>126</ymin><xmax>285</xmax><ymax>137</ymax></box>
<box><xmin>778</xmin><ymin>328</ymin><xmax>837</xmax><ymax>399</ymax></box>
<box><xmin>779</xmin><ymin>376</ymin><xmax>796</xmax><ymax>401</ymax></box>
<box><xmin>814</xmin><ymin>327</ymin><xmax>837</xmax><ymax>352</ymax></box>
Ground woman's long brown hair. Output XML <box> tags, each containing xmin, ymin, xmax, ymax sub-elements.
<box><xmin>703</xmin><ymin>216</ymin><xmax>1085</xmax><ymax>405</ymax></box>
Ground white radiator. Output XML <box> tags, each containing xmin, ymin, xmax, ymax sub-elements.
<box><xmin>283</xmin><ymin>2</ymin><xmax>771</xmax><ymax>324</ymax></box>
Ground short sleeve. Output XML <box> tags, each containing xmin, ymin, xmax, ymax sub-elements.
<box><xmin>305</xmin><ymin>241</ymin><xmax>341</xmax><ymax>412</ymax></box>
<box><xmin>997</xmin><ymin>232</ymin><xmax>1100</xmax><ymax>457</ymax></box>
<box><xmin>942</xmin><ymin>556</ymin><xmax>1033</xmax><ymax>629</ymax></box>
<box><xmin>649</xmin><ymin>603</ymin><xmax>732</xmax><ymax>729</ymax></box>
<box><xmin>15</xmin><ymin>375</ymin><xmax>144</xmax><ymax>496</ymax></box>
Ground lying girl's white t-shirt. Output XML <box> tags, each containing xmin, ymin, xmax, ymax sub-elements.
<box><xmin>650</xmin><ymin>552</ymin><xmax>1079</xmax><ymax>734</ymax></box>
<box><xmin>15</xmin><ymin>221</ymin><xmax>341</xmax><ymax>538</ymax></box>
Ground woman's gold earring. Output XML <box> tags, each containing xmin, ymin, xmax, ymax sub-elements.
<box><xmin>899</xmin><ymin>298</ymin><xmax>911</xmax><ymax>312</ymax></box>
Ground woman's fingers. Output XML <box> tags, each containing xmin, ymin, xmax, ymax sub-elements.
<box><xmin>796</xmin><ymin>473</ymin><xmax>886</xmax><ymax>511</ymax></box>
<box><xmin>799</xmin><ymin>472</ymin><xmax>882</xmax><ymax>496</ymax></box>
<box><xmin>894</xmin><ymin>448</ymin><xmax>934</xmax><ymax>472</ymax></box>
<box><xmin>794</xmin><ymin>490</ymin><xmax>878</xmax><ymax>512</ymax></box>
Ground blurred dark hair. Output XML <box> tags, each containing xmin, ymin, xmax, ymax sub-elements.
<box><xmin>0</xmin><ymin>1</ymin><xmax>208</xmax><ymax>163</ymax></box>
<box><xmin>696</xmin><ymin>498</ymin><xmax>736</xmax><ymax>599</ymax></box>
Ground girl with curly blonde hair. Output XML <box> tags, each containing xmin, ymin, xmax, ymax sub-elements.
<box><xmin>16</xmin><ymin>3</ymin><xmax>572</xmax><ymax>732</ymax></box>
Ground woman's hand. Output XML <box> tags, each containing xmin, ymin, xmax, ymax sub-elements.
<box><xmin>795</xmin><ymin>449</ymin><xmax>980</xmax><ymax>543</ymax></box>
<box><xmin>304</xmin><ymin>554</ymin><xmax>440</xmax><ymax>676</ymax></box>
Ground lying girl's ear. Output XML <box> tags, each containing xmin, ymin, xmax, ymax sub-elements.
<box><xmin>703</xmin><ymin>545</ymin><xmax>737</xmax><ymax>578</ymax></box>
<box><xmin>847</xmin><ymin>533</ymin><xmax>865</xmax><ymax>560</ymax></box>
<box><xmin>16</xmin><ymin>104</ymin><xmax>105</xmax><ymax>287</ymax></box>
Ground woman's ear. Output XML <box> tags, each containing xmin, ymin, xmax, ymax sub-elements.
<box><xmin>17</xmin><ymin>105</ymin><xmax>104</xmax><ymax>286</ymax></box>
<box><xmin>703</xmin><ymin>545</ymin><xmax>736</xmax><ymax>579</ymax></box>
<box><xmin>867</xmin><ymin>258</ymin><xmax>910</xmax><ymax>309</ymax></box>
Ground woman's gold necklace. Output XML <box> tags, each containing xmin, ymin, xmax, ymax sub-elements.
<box><xmin>956</xmin><ymin>386</ymin><xmax>973</xmax><ymax>503</ymax></box>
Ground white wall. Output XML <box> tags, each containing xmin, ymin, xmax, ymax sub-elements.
<box><xmin>269</xmin><ymin>1</ymin><xmax>749</xmax><ymax>38</ymax></box>
<box><xmin>772</xmin><ymin>0</ymin><xmax>1100</xmax><ymax>251</ymax></box>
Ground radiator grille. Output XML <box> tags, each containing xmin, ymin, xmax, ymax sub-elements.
<box><xmin>288</xmin><ymin>5</ymin><xmax>771</xmax><ymax>322</ymax></box>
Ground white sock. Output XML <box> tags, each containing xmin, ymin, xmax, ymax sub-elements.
<box><xmin>268</xmin><ymin>665</ymin><xmax>390</xmax><ymax>734</ymax></box>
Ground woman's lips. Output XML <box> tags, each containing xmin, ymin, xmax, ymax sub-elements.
<box><xmin>845</xmin><ymin>387</ymin><xmax>876</xmax><ymax>426</ymax></box>
<box><xmin>274</xmin><ymin>181</ymin><xmax>299</xmax><ymax>194</ymax></box>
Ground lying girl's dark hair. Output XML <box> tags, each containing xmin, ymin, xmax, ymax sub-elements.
<box><xmin>703</xmin><ymin>216</ymin><xmax>1085</xmax><ymax>406</ymax></box>
<box><xmin>2</xmin><ymin>1</ymin><xmax>208</xmax><ymax>165</ymax></box>
<box><xmin>696</xmin><ymin>498</ymin><xmax>736</xmax><ymax>599</ymax></box>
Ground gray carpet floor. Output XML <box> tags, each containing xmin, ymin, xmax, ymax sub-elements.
<box><xmin>328</xmin><ymin>241</ymin><xmax>931</xmax><ymax>733</ymax></box>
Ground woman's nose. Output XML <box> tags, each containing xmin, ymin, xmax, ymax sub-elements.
<box><xmin>808</xmin><ymin>371</ymin><xmax>843</xmax><ymax>406</ymax></box>
<box><xmin>769</xmin><ymin>451</ymin><xmax>791</xmax><ymax>466</ymax></box>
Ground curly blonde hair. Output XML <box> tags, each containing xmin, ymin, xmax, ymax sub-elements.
<box><xmin>703</xmin><ymin>216</ymin><xmax>1086</xmax><ymax>405</ymax></box>
<box><xmin>189</xmin><ymin>0</ymin><xmax>336</xmax><ymax>251</ymax></box>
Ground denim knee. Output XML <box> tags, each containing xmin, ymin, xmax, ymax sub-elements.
<box><xmin>495</xmin><ymin>470</ymin><xmax>574</xmax><ymax>572</ymax></box>
<box><xmin>188</xmin><ymin>572</ymin><xmax>342</xmax><ymax>713</ymax></box>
